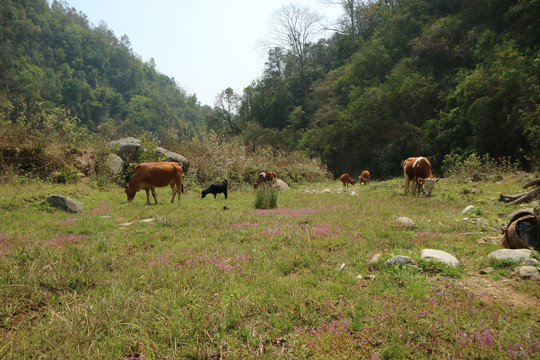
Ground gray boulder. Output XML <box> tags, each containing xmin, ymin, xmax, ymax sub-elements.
<box><xmin>47</xmin><ymin>195</ymin><xmax>83</xmax><ymax>213</ymax></box>
<box><xmin>106</xmin><ymin>154</ymin><xmax>124</xmax><ymax>177</ymax></box>
<box><xmin>518</xmin><ymin>266</ymin><xmax>540</xmax><ymax>280</ymax></box>
<box><xmin>156</xmin><ymin>147</ymin><xmax>189</xmax><ymax>173</ymax></box>
<box><xmin>384</xmin><ymin>256</ymin><xmax>417</xmax><ymax>268</ymax></box>
<box><xmin>106</xmin><ymin>138</ymin><xmax>190</xmax><ymax>173</ymax></box>
<box><xmin>276</xmin><ymin>179</ymin><xmax>290</xmax><ymax>189</ymax></box>
<box><xmin>420</xmin><ymin>249</ymin><xmax>459</xmax><ymax>267</ymax></box>
<box><xmin>488</xmin><ymin>249</ymin><xmax>533</xmax><ymax>263</ymax></box>
<box><xmin>107</xmin><ymin>137</ymin><xmax>141</xmax><ymax>161</ymax></box>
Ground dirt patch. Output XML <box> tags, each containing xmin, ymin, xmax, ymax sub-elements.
<box><xmin>460</xmin><ymin>275</ymin><xmax>540</xmax><ymax>315</ymax></box>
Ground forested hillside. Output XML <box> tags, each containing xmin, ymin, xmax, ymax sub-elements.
<box><xmin>1</xmin><ymin>0</ymin><xmax>538</xmax><ymax>179</ymax></box>
<box><xmin>0</xmin><ymin>0</ymin><xmax>207</xmax><ymax>142</ymax></box>
<box><xmin>225</xmin><ymin>0</ymin><xmax>539</xmax><ymax>177</ymax></box>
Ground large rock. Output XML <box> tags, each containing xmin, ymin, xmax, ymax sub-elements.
<box><xmin>106</xmin><ymin>154</ymin><xmax>124</xmax><ymax>177</ymax></box>
<box><xmin>156</xmin><ymin>147</ymin><xmax>189</xmax><ymax>173</ymax></box>
<box><xmin>107</xmin><ymin>137</ymin><xmax>141</xmax><ymax>161</ymax></box>
<box><xmin>420</xmin><ymin>249</ymin><xmax>459</xmax><ymax>267</ymax></box>
<box><xmin>276</xmin><ymin>179</ymin><xmax>289</xmax><ymax>189</ymax></box>
<box><xmin>488</xmin><ymin>249</ymin><xmax>533</xmax><ymax>263</ymax></box>
<box><xmin>106</xmin><ymin>137</ymin><xmax>190</xmax><ymax>173</ymax></box>
<box><xmin>47</xmin><ymin>195</ymin><xmax>83</xmax><ymax>213</ymax></box>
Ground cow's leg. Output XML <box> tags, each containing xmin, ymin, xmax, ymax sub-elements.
<box><xmin>224</xmin><ymin>190</ymin><xmax>227</xmax><ymax>199</ymax></box>
<box><xmin>213</xmin><ymin>193</ymin><xmax>217</xmax><ymax>199</ymax></box>
<box><xmin>150</xmin><ymin>186</ymin><xmax>157</xmax><ymax>203</ymax></box>
<box><xmin>404</xmin><ymin>176</ymin><xmax>410</xmax><ymax>194</ymax></box>
<box><xmin>170</xmin><ymin>184</ymin><xmax>177</xmax><ymax>203</ymax></box>
<box><xmin>145</xmin><ymin>188</ymin><xmax>150</xmax><ymax>204</ymax></box>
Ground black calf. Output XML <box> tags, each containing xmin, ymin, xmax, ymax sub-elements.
<box><xmin>202</xmin><ymin>180</ymin><xmax>228</xmax><ymax>199</ymax></box>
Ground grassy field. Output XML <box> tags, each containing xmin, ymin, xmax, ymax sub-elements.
<box><xmin>0</xmin><ymin>174</ymin><xmax>539</xmax><ymax>359</ymax></box>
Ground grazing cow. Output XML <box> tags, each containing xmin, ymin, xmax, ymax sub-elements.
<box><xmin>358</xmin><ymin>170</ymin><xmax>370</xmax><ymax>185</ymax></box>
<box><xmin>402</xmin><ymin>157</ymin><xmax>439</xmax><ymax>196</ymax></box>
<box><xmin>340</xmin><ymin>173</ymin><xmax>355</xmax><ymax>186</ymax></box>
<box><xmin>202</xmin><ymin>180</ymin><xmax>228</xmax><ymax>199</ymax></box>
<box><xmin>254</xmin><ymin>171</ymin><xmax>277</xmax><ymax>188</ymax></box>
<box><xmin>125</xmin><ymin>162</ymin><xmax>184</xmax><ymax>204</ymax></box>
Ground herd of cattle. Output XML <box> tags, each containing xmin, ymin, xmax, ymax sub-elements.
<box><xmin>124</xmin><ymin>157</ymin><xmax>439</xmax><ymax>204</ymax></box>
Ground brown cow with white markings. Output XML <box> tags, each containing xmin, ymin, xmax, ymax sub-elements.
<box><xmin>402</xmin><ymin>157</ymin><xmax>439</xmax><ymax>196</ymax></box>
<box><xmin>125</xmin><ymin>162</ymin><xmax>184</xmax><ymax>204</ymax></box>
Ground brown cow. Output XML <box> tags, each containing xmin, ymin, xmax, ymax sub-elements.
<box><xmin>340</xmin><ymin>173</ymin><xmax>355</xmax><ymax>187</ymax></box>
<box><xmin>358</xmin><ymin>170</ymin><xmax>370</xmax><ymax>185</ymax></box>
<box><xmin>125</xmin><ymin>162</ymin><xmax>184</xmax><ymax>204</ymax></box>
<box><xmin>402</xmin><ymin>157</ymin><xmax>439</xmax><ymax>196</ymax></box>
<box><xmin>254</xmin><ymin>171</ymin><xmax>277</xmax><ymax>189</ymax></box>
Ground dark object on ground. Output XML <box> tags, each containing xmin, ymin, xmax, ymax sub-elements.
<box><xmin>501</xmin><ymin>209</ymin><xmax>540</xmax><ymax>251</ymax></box>
<box><xmin>202</xmin><ymin>180</ymin><xmax>228</xmax><ymax>199</ymax></box>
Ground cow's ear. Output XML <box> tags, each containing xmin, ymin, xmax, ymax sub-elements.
<box><xmin>435</xmin><ymin>178</ymin><xmax>440</xmax><ymax>182</ymax></box>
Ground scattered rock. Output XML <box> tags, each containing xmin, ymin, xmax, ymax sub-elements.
<box><xmin>462</xmin><ymin>205</ymin><xmax>475</xmax><ymax>214</ymax></box>
<box><xmin>276</xmin><ymin>179</ymin><xmax>289</xmax><ymax>189</ymax></box>
<box><xmin>339</xmin><ymin>263</ymin><xmax>346</xmax><ymax>271</ymax></box>
<box><xmin>384</xmin><ymin>255</ymin><xmax>417</xmax><ymax>268</ymax></box>
<box><xmin>518</xmin><ymin>266</ymin><xmax>540</xmax><ymax>280</ymax></box>
<box><xmin>356</xmin><ymin>275</ymin><xmax>363</xmax><ymax>280</ymax></box>
<box><xmin>365</xmin><ymin>275</ymin><xmax>376</xmax><ymax>280</ymax></box>
<box><xmin>487</xmin><ymin>249</ymin><xmax>533</xmax><ymax>263</ymax></box>
<box><xmin>46</xmin><ymin>195</ymin><xmax>83</xmax><ymax>213</ymax></box>
<box><xmin>369</xmin><ymin>253</ymin><xmax>381</xmax><ymax>264</ymax></box>
<box><xmin>107</xmin><ymin>137</ymin><xmax>190</xmax><ymax>173</ymax></box>
<box><xmin>420</xmin><ymin>249</ymin><xmax>459</xmax><ymax>267</ymax></box>
<box><xmin>396</xmin><ymin>217</ymin><xmax>415</xmax><ymax>227</ymax></box>
<box><xmin>523</xmin><ymin>258</ymin><xmax>538</xmax><ymax>266</ymax></box>
<box><xmin>479</xmin><ymin>267</ymin><xmax>494</xmax><ymax>275</ymax></box>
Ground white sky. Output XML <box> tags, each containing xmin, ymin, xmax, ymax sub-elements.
<box><xmin>58</xmin><ymin>0</ymin><xmax>344</xmax><ymax>107</ymax></box>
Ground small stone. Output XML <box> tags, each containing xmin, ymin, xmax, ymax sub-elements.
<box><xmin>369</xmin><ymin>253</ymin><xmax>381</xmax><ymax>264</ymax></box>
<box><xmin>356</xmin><ymin>275</ymin><xmax>363</xmax><ymax>280</ymax></box>
<box><xmin>420</xmin><ymin>249</ymin><xmax>459</xmax><ymax>267</ymax></box>
<box><xmin>462</xmin><ymin>205</ymin><xmax>475</xmax><ymax>214</ymax></box>
<box><xmin>396</xmin><ymin>217</ymin><xmax>415</xmax><ymax>227</ymax></box>
<box><xmin>384</xmin><ymin>255</ymin><xmax>417</xmax><ymax>268</ymax></box>
<box><xmin>523</xmin><ymin>258</ymin><xmax>539</xmax><ymax>266</ymax></box>
<box><xmin>339</xmin><ymin>263</ymin><xmax>346</xmax><ymax>270</ymax></box>
<box><xmin>488</xmin><ymin>249</ymin><xmax>533</xmax><ymax>263</ymax></box>
<box><xmin>479</xmin><ymin>267</ymin><xmax>494</xmax><ymax>275</ymax></box>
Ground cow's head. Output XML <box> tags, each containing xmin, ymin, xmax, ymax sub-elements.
<box><xmin>125</xmin><ymin>185</ymin><xmax>136</xmax><ymax>203</ymax></box>
<box><xmin>422</xmin><ymin>178</ymin><xmax>439</xmax><ymax>196</ymax></box>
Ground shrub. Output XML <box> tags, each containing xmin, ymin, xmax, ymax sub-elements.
<box><xmin>254</xmin><ymin>184</ymin><xmax>278</xmax><ymax>209</ymax></box>
<box><xmin>442</xmin><ymin>152</ymin><xmax>519</xmax><ymax>179</ymax></box>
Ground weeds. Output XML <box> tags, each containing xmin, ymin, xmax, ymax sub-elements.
<box><xmin>0</xmin><ymin>176</ymin><xmax>538</xmax><ymax>359</ymax></box>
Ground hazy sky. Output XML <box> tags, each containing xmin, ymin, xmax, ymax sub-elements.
<box><xmin>59</xmin><ymin>0</ymin><xmax>343</xmax><ymax>106</ymax></box>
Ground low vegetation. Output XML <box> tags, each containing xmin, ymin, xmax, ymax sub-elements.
<box><xmin>0</xmin><ymin>170</ymin><xmax>538</xmax><ymax>359</ymax></box>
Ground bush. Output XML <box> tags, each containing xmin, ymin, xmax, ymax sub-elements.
<box><xmin>254</xmin><ymin>184</ymin><xmax>278</xmax><ymax>209</ymax></box>
<box><xmin>170</xmin><ymin>131</ymin><xmax>331</xmax><ymax>187</ymax></box>
<box><xmin>442</xmin><ymin>152</ymin><xmax>519</xmax><ymax>179</ymax></box>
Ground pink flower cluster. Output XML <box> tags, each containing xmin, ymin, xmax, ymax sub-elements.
<box><xmin>232</xmin><ymin>222</ymin><xmax>259</xmax><ymax>229</ymax></box>
<box><xmin>91</xmin><ymin>202</ymin><xmax>112</xmax><ymax>215</ymax></box>
<box><xmin>255</xmin><ymin>206</ymin><xmax>344</xmax><ymax>217</ymax></box>
<box><xmin>46</xmin><ymin>234</ymin><xmax>88</xmax><ymax>248</ymax></box>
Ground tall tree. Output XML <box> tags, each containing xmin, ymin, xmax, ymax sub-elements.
<box><xmin>266</xmin><ymin>4</ymin><xmax>323</xmax><ymax>107</ymax></box>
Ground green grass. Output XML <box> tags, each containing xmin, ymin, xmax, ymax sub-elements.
<box><xmin>0</xmin><ymin>176</ymin><xmax>539</xmax><ymax>359</ymax></box>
